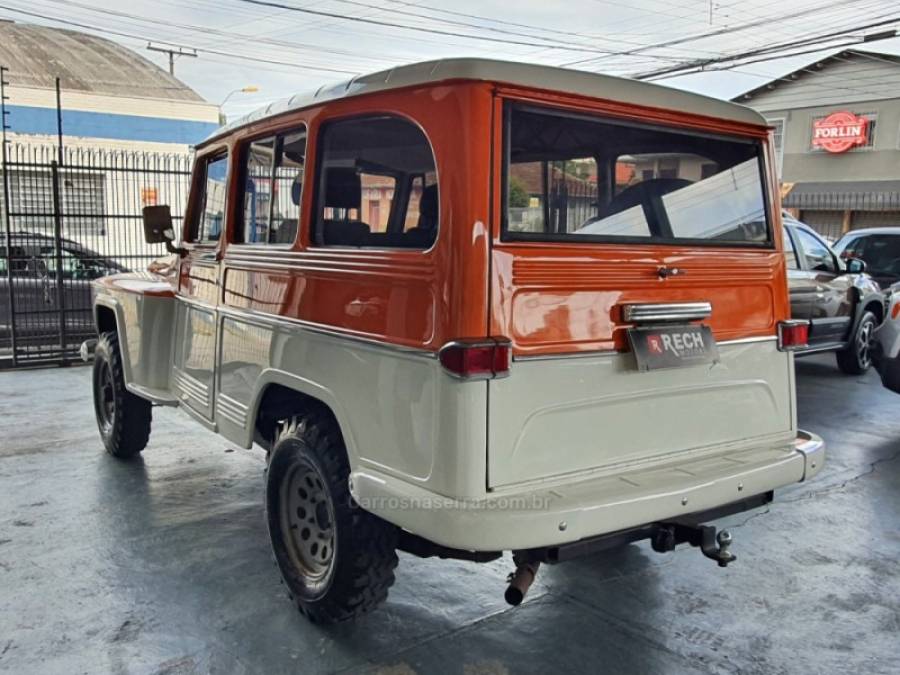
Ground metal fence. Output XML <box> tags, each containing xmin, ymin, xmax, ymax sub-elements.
<box><xmin>1</xmin><ymin>143</ymin><xmax>192</xmax><ymax>367</ymax></box>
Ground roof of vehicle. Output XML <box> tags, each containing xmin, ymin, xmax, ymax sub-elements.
<box><xmin>836</xmin><ymin>227</ymin><xmax>900</xmax><ymax>239</ymax></box>
<box><xmin>206</xmin><ymin>57</ymin><xmax>767</xmax><ymax>145</ymax></box>
<box><xmin>7</xmin><ymin>231</ymin><xmax>110</xmax><ymax>258</ymax></box>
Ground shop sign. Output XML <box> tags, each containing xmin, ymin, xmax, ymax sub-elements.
<box><xmin>812</xmin><ymin>111</ymin><xmax>869</xmax><ymax>153</ymax></box>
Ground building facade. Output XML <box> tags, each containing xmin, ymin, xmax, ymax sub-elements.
<box><xmin>733</xmin><ymin>49</ymin><xmax>900</xmax><ymax>240</ymax></box>
<box><xmin>0</xmin><ymin>21</ymin><xmax>219</xmax><ymax>152</ymax></box>
<box><xmin>0</xmin><ymin>22</ymin><xmax>218</xmax><ymax>263</ymax></box>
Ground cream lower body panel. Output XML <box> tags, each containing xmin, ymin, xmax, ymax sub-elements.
<box><xmin>350</xmin><ymin>431</ymin><xmax>825</xmax><ymax>551</ymax></box>
<box><xmin>215</xmin><ymin>308</ymin><xmax>489</xmax><ymax>498</ymax></box>
<box><xmin>488</xmin><ymin>339</ymin><xmax>797</xmax><ymax>487</ymax></box>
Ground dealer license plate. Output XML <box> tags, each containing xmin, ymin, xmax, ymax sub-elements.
<box><xmin>627</xmin><ymin>324</ymin><xmax>719</xmax><ymax>371</ymax></box>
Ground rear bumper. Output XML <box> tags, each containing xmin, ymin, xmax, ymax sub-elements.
<box><xmin>351</xmin><ymin>430</ymin><xmax>825</xmax><ymax>551</ymax></box>
<box><xmin>873</xmin><ymin>342</ymin><xmax>900</xmax><ymax>394</ymax></box>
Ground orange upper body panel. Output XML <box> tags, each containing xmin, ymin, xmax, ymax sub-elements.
<box><xmin>487</xmin><ymin>86</ymin><xmax>787</xmax><ymax>357</ymax></box>
<box><xmin>174</xmin><ymin>80</ymin><xmax>784</xmax><ymax>355</ymax></box>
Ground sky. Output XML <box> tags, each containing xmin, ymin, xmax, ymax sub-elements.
<box><xmin>0</xmin><ymin>0</ymin><xmax>898</xmax><ymax>120</ymax></box>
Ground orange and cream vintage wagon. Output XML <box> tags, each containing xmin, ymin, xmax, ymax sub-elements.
<box><xmin>87</xmin><ymin>58</ymin><xmax>824</xmax><ymax>623</ymax></box>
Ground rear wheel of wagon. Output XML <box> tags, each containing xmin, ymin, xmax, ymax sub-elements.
<box><xmin>92</xmin><ymin>331</ymin><xmax>152</xmax><ymax>458</ymax></box>
<box><xmin>836</xmin><ymin>310</ymin><xmax>877</xmax><ymax>375</ymax></box>
<box><xmin>265</xmin><ymin>411</ymin><xmax>398</xmax><ymax>623</ymax></box>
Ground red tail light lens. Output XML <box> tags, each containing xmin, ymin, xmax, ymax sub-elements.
<box><xmin>439</xmin><ymin>339</ymin><xmax>511</xmax><ymax>380</ymax></box>
<box><xmin>778</xmin><ymin>320</ymin><xmax>809</xmax><ymax>351</ymax></box>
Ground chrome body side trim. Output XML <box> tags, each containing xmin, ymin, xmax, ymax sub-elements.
<box><xmin>215</xmin><ymin>304</ymin><xmax>438</xmax><ymax>360</ymax></box>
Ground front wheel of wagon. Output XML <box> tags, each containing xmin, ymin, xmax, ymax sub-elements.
<box><xmin>92</xmin><ymin>331</ymin><xmax>152</xmax><ymax>458</ymax></box>
<box><xmin>266</xmin><ymin>411</ymin><xmax>398</xmax><ymax>623</ymax></box>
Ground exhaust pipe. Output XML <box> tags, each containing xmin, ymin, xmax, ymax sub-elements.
<box><xmin>505</xmin><ymin>557</ymin><xmax>540</xmax><ymax>606</ymax></box>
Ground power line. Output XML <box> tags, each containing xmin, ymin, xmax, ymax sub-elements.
<box><xmin>227</xmin><ymin>0</ymin><xmax>637</xmax><ymax>56</ymax></box>
<box><xmin>28</xmin><ymin>0</ymin><xmax>402</xmax><ymax>67</ymax></box>
<box><xmin>0</xmin><ymin>4</ymin><xmax>363</xmax><ymax>74</ymax></box>
<box><xmin>634</xmin><ymin>16</ymin><xmax>900</xmax><ymax>80</ymax></box>
<box><xmin>564</xmin><ymin>0</ymin><xmax>886</xmax><ymax>67</ymax></box>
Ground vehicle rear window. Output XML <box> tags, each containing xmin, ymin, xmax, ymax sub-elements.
<box><xmin>504</xmin><ymin>105</ymin><xmax>772</xmax><ymax>246</ymax></box>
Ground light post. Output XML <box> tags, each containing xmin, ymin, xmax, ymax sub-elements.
<box><xmin>219</xmin><ymin>86</ymin><xmax>260</xmax><ymax>124</ymax></box>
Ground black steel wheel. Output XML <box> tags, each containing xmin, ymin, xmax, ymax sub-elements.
<box><xmin>92</xmin><ymin>331</ymin><xmax>152</xmax><ymax>458</ymax></box>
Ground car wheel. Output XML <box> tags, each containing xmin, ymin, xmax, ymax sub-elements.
<box><xmin>265</xmin><ymin>410</ymin><xmax>398</xmax><ymax>623</ymax></box>
<box><xmin>92</xmin><ymin>331</ymin><xmax>152</xmax><ymax>457</ymax></box>
<box><xmin>836</xmin><ymin>311</ymin><xmax>877</xmax><ymax>375</ymax></box>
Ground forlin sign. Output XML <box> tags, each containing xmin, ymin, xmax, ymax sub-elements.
<box><xmin>812</xmin><ymin>111</ymin><xmax>869</xmax><ymax>153</ymax></box>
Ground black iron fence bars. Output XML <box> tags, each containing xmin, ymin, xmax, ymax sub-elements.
<box><xmin>0</xmin><ymin>143</ymin><xmax>192</xmax><ymax>368</ymax></box>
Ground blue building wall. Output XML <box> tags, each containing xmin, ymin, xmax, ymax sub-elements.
<box><xmin>6</xmin><ymin>104</ymin><xmax>219</xmax><ymax>144</ymax></box>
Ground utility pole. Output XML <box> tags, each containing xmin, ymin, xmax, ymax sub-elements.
<box><xmin>146</xmin><ymin>43</ymin><xmax>197</xmax><ymax>76</ymax></box>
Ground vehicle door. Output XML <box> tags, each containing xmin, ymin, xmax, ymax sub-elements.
<box><xmin>12</xmin><ymin>239</ymin><xmax>57</xmax><ymax>341</ymax></box>
<box><xmin>784</xmin><ymin>225</ymin><xmax>812</xmax><ymax>321</ymax></box>
<box><xmin>488</xmin><ymin>101</ymin><xmax>795</xmax><ymax>488</ymax></box>
<box><xmin>793</xmin><ymin>225</ymin><xmax>853</xmax><ymax>346</ymax></box>
<box><xmin>0</xmin><ymin>240</ymin><xmax>45</xmax><ymax>341</ymax></box>
<box><xmin>173</xmin><ymin>149</ymin><xmax>229</xmax><ymax>422</ymax></box>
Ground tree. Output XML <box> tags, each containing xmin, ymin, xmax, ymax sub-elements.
<box><xmin>508</xmin><ymin>176</ymin><xmax>530</xmax><ymax>208</ymax></box>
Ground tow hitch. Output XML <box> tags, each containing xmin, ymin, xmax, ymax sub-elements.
<box><xmin>651</xmin><ymin>523</ymin><xmax>736</xmax><ymax>567</ymax></box>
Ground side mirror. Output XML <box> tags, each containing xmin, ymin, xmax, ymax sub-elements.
<box><xmin>142</xmin><ymin>206</ymin><xmax>187</xmax><ymax>256</ymax></box>
<box><xmin>845</xmin><ymin>257</ymin><xmax>867</xmax><ymax>274</ymax></box>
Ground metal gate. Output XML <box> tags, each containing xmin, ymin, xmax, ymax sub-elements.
<box><xmin>1</xmin><ymin>143</ymin><xmax>192</xmax><ymax>368</ymax></box>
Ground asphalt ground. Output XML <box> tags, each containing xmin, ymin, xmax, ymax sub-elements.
<box><xmin>0</xmin><ymin>354</ymin><xmax>898</xmax><ymax>674</ymax></box>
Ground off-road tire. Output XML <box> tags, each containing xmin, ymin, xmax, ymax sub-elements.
<box><xmin>836</xmin><ymin>310</ymin><xmax>877</xmax><ymax>375</ymax></box>
<box><xmin>92</xmin><ymin>331</ymin><xmax>152</xmax><ymax>458</ymax></box>
<box><xmin>265</xmin><ymin>410</ymin><xmax>398</xmax><ymax>623</ymax></box>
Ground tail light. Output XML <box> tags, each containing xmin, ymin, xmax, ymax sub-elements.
<box><xmin>777</xmin><ymin>320</ymin><xmax>809</xmax><ymax>351</ymax></box>
<box><xmin>439</xmin><ymin>338</ymin><xmax>511</xmax><ymax>380</ymax></box>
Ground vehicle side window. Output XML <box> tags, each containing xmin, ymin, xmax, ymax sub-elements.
<box><xmin>239</xmin><ymin>127</ymin><xmax>306</xmax><ymax>245</ymax></box>
<box><xmin>41</xmin><ymin>247</ymin><xmax>114</xmax><ymax>280</ymax></box>
<box><xmin>783</xmin><ymin>228</ymin><xmax>799</xmax><ymax>270</ymax></box>
<box><xmin>189</xmin><ymin>152</ymin><xmax>229</xmax><ymax>244</ymax></box>
<box><xmin>796</xmin><ymin>228</ymin><xmax>837</xmax><ymax>273</ymax></box>
<box><xmin>313</xmin><ymin>116</ymin><xmax>438</xmax><ymax>249</ymax></box>
<box><xmin>841</xmin><ymin>234</ymin><xmax>900</xmax><ymax>278</ymax></box>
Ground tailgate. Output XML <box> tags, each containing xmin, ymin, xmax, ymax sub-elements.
<box><xmin>487</xmin><ymin>249</ymin><xmax>793</xmax><ymax>487</ymax></box>
<box><xmin>487</xmin><ymin>99</ymin><xmax>791</xmax><ymax>488</ymax></box>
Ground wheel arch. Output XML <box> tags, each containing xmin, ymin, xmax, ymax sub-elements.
<box><xmin>249</xmin><ymin>370</ymin><xmax>358</xmax><ymax>463</ymax></box>
<box><xmin>862</xmin><ymin>297</ymin><xmax>884</xmax><ymax>325</ymax></box>
<box><xmin>93</xmin><ymin>297</ymin><xmax>133</xmax><ymax>384</ymax></box>
<box><xmin>95</xmin><ymin>303</ymin><xmax>118</xmax><ymax>336</ymax></box>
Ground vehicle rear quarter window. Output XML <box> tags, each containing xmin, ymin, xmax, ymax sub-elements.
<box><xmin>238</xmin><ymin>128</ymin><xmax>306</xmax><ymax>245</ymax></box>
<box><xmin>504</xmin><ymin>105</ymin><xmax>772</xmax><ymax>247</ymax></box>
<box><xmin>189</xmin><ymin>152</ymin><xmax>229</xmax><ymax>245</ymax></box>
<box><xmin>313</xmin><ymin>116</ymin><xmax>438</xmax><ymax>249</ymax></box>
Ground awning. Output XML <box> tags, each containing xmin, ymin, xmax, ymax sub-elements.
<box><xmin>782</xmin><ymin>180</ymin><xmax>900</xmax><ymax>211</ymax></box>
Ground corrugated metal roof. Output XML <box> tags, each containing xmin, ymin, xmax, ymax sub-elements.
<box><xmin>783</xmin><ymin>179</ymin><xmax>900</xmax><ymax>211</ymax></box>
<box><xmin>0</xmin><ymin>21</ymin><xmax>203</xmax><ymax>102</ymax></box>
<box><xmin>732</xmin><ymin>49</ymin><xmax>900</xmax><ymax>103</ymax></box>
<box><xmin>207</xmin><ymin>57</ymin><xmax>766</xmax><ymax>145</ymax></box>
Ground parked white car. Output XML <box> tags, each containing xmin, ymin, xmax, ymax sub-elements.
<box><xmin>874</xmin><ymin>285</ymin><xmax>900</xmax><ymax>394</ymax></box>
